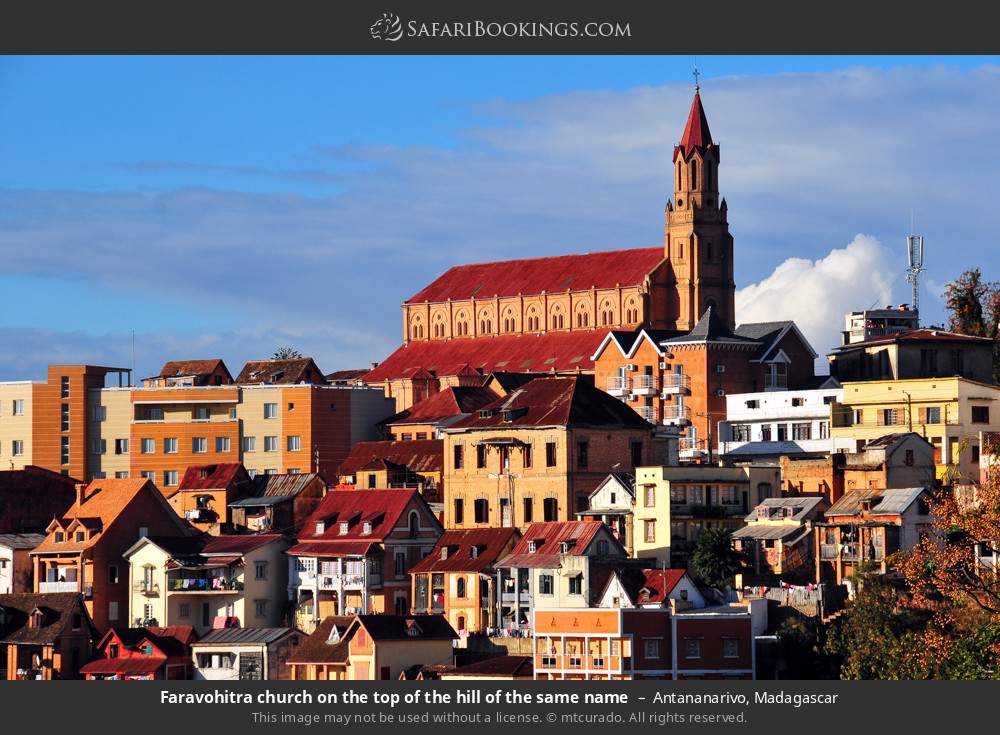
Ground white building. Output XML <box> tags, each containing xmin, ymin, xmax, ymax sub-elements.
<box><xmin>718</xmin><ymin>380</ymin><xmax>854</xmax><ymax>460</ymax></box>
<box><xmin>841</xmin><ymin>305</ymin><xmax>919</xmax><ymax>346</ymax></box>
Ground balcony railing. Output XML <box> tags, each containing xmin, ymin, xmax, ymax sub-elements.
<box><xmin>39</xmin><ymin>580</ymin><xmax>79</xmax><ymax>593</ymax></box>
<box><xmin>764</xmin><ymin>374</ymin><xmax>788</xmax><ymax>391</ymax></box>
<box><xmin>133</xmin><ymin>581</ymin><xmax>160</xmax><ymax>596</ymax></box>
<box><xmin>820</xmin><ymin>544</ymin><xmax>839</xmax><ymax>560</ymax></box>
<box><xmin>606</xmin><ymin>376</ymin><xmax>628</xmax><ymax>396</ymax></box>
<box><xmin>661</xmin><ymin>373</ymin><xmax>691</xmax><ymax>395</ymax></box>
<box><xmin>168</xmin><ymin>577</ymin><xmax>243</xmax><ymax>592</ymax></box>
<box><xmin>679</xmin><ymin>437</ymin><xmax>705</xmax><ymax>454</ymax></box>
<box><xmin>661</xmin><ymin>405</ymin><xmax>690</xmax><ymax>425</ymax></box>
<box><xmin>639</xmin><ymin>406</ymin><xmax>656</xmax><ymax>422</ymax></box>
<box><xmin>631</xmin><ymin>375</ymin><xmax>658</xmax><ymax>395</ymax></box>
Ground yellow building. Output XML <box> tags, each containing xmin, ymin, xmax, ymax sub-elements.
<box><xmin>831</xmin><ymin>377</ymin><xmax>1000</xmax><ymax>482</ymax></box>
<box><xmin>633</xmin><ymin>465</ymin><xmax>780</xmax><ymax>568</ymax></box>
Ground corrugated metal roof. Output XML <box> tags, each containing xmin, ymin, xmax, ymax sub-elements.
<box><xmin>405</xmin><ymin>247</ymin><xmax>664</xmax><ymax>304</ymax></box>
<box><xmin>193</xmin><ymin>627</ymin><xmax>297</xmax><ymax>645</ymax></box>
<box><xmin>248</xmin><ymin>473</ymin><xmax>324</xmax><ymax>498</ymax></box>
<box><xmin>409</xmin><ymin>528</ymin><xmax>519</xmax><ymax>574</ymax></box>
<box><xmin>744</xmin><ymin>496</ymin><xmax>824</xmax><ymax>523</ymax></box>
<box><xmin>826</xmin><ymin>487</ymin><xmax>926</xmax><ymax>517</ymax></box>
<box><xmin>498</xmin><ymin>521</ymin><xmax>614</xmax><ymax>569</ymax></box>
<box><xmin>0</xmin><ymin>533</ymin><xmax>45</xmax><ymax>549</ymax></box>
<box><xmin>178</xmin><ymin>463</ymin><xmax>249</xmax><ymax>492</ymax></box>
<box><xmin>731</xmin><ymin>525</ymin><xmax>808</xmax><ymax>541</ymax></box>
<box><xmin>339</xmin><ymin>440</ymin><xmax>443</xmax><ymax>476</ymax></box>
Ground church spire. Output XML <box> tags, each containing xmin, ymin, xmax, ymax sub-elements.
<box><xmin>676</xmin><ymin>88</ymin><xmax>714</xmax><ymax>159</ymax></box>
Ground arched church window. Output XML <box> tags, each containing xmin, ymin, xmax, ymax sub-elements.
<box><xmin>690</xmin><ymin>160</ymin><xmax>698</xmax><ymax>190</ymax></box>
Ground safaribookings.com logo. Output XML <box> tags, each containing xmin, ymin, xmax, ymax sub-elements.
<box><xmin>370</xmin><ymin>13</ymin><xmax>631</xmax><ymax>42</ymax></box>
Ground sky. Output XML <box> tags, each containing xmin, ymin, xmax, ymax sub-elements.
<box><xmin>1</xmin><ymin>55</ymin><xmax>998</xmax><ymax>381</ymax></box>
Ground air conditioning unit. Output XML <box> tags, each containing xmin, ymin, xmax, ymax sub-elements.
<box><xmin>658</xmin><ymin>362</ymin><xmax>668</xmax><ymax>370</ymax></box>
<box><xmin>626</xmin><ymin>364</ymin><xmax>636</xmax><ymax>372</ymax></box>
<box><xmin>715</xmin><ymin>389</ymin><xmax>726</xmax><ymax>397</ymax></box>
<box><xmin>716</xmin><ymin>364</ymin><xmax>726</xmax><ymax>373</ymax></box>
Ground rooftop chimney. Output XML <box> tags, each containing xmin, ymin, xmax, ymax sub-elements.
<box><xmin>75</xmin><ymin>483</ymin><xmax>86</xmax><ymax>506</ymax></box>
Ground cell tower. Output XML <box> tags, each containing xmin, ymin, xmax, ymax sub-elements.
<box><xmin>906</xmin><ymin>233</ymin><xmax>925</xmax><ymax>314</ymax></box>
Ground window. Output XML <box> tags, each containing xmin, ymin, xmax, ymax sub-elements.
<box><xmin>731</xmin><ymin>424</ymin><xmax>751</xmax><ymax>442</ymax></box>
<box><xmin>194</xmin><ymin>406</ymin><xmax>210</xmax><ymax>420</ymax></box>
<box><xmin>12</xmin><ymin>440</ymin><xmax>24</xmax><ymax>457</ymax></box>
<box><xmin>114</xmin><ymin>471</ymin><xmax>129</xmax><ymax>479</ymax></box>
<box><xmin>163</xmin><ymin>437</ymin><xmax>178</xmax><ymax>454</ymax></box>
<box><xmin>60</xmin><ymin>436</ymin><xmax>70</xmax><ymax>464</ymax></box>
<box><xmin>163</xmin><ymin>470</ymin><xmax>178</xmax><ymax>487</ymax></box>
<box><xmin>192</xmin><ymin>437</ymin><xmax>208</xmax><ymax>453</ymax></box>
<box><xmin>791</xmin><ymin>397</ymin><xmax>804</xmax><ymax>407</ymax></box>
<box><xmin>792</xmin><ymin>422</ymin><xmax>811</xmax><ymax>440</ymax></box>
<box><xmin>254</xmin><ymin>600</ymin><xmax>268</xmax><ymax>618</ymax></box>
<box><xmin>670</xmin><ymin>485</ymin><xmax>686</xmax><ymax>503</ymax></box>
<box><xmin>242</xmin><ymin>436</ymin><xmax>256</xmax><ymax>452</ymax></box>
<box><xmin>776</xmin><ymin>424</ymin><xmax>788</xmax><ymax>441</ymax></box>
<box><xmin>61</xmin><ymin>403</ymin><xmax>70</xmax><ymax>431</ymax></box>
<box><xmin>287</xmin><ymin>402</ymin><xmax>295</xmax><ymax>412</ymax></box>
<box><xmin>644</xmin><ymin>519</ymin><xmax>655</xmax><ymax>543</ymax></box>
<box><xmin>108</xmin><ymin>601</ymin><xmax>119</xmax><ymax>622</ymax></box>
<box><xmin>925</xmin><ymin>406</ymin><xmax>942</xmax><ymax>424</ymax></box>
<box><xmin>545</xmin><ymin>441</ymin><xmax>557</xmax><ymax>467</ymax></box>
<box><xmin>108</xmin><ymin>565</ymin><xmax>119</xmax><ymax>584</ymax></box>
<box><xmin>644</xmin><ymin>639</ymin><xmax>660</xmax><ymax>659</ymax></box>
<box><xmin>597</xmin><ymin>539</ymin><xmax>609</xmax><ymax>556</ymax></box>
<box><xmin>538</xmin><ymin>574</ymin><xmax>554</xmax><ymax>595</ymax></box>
<box><xmin>760</xmin><ymin>425</ymin><xmax>772</xmax><ymax>441</ymax></box>
<box><xmin>54</xmin><ymin>531</ymin><xmax>64</xmax><ymax>543</ymax></box>
<box><xmin>140</xmin><ymin>471</ymin><xmax>154</xmax><ymax>480</ymax></box>
<box><xmin>523</xmin><ymin>443</ymin><xmax>532</xmax><ymax>468</ymax></box>
<box><xmin>818</xmin><ymin>421</ymin><xmax>829</xmax><ymax>439</ymax></box>
<box><xmin>630</xmin><ymin>440</ymin><xmax>643</xmax><ymax>468</ymax></box>
<box><xmin>178</xmin><ymin>603</ymin><xmax>190</xmax><ymax>619</ymax></box>
<box><xmin>453</xmin><ymin>444</ymin><xmax>463</xmax><ymax>469</ymax></box>
<box><xmin>254</xmin><ymin>561</ymin><xmax>267</xmax><ymax>580</ymax></box>
<box><xmin>140</xmin><ymin>438</ymin><xmax>155</xmax><ymax>454</ymax></box>
<box><xmin>60</xmin><ymin>376</ymin><xmax>70</xmax><ymax>398</ymax></box>
<box><xmin>114</xmin><ymin>438</ymin><xmax>129</xmax><ymax>455</ymax></box>
<box><xmin>543</xmin><ymin>497</ymin><xmax>558</xmax><ymax>522</ymax></box>
<box><xmin>745</xmin><ymin>400</ymin><xmax>759</xmax><ymax>409</ymax></box>
<box><xmin>522</xmin><ymin>497</ymin><xmax>533</xmax><ymax>523</ymax></box>
<box><xmin>476</xmin><ymin>444</ymin><xmax>487</xmax><ymax>469</ymax></box>
<box><xmin>644</xmin><ymin>484</ymin><xmax>656</xmax><ymax>507</ymax></box>
<box><xmin>264</xmin><ymin>403</ymin><xmax>278</xmax><ymax>419</ymax></box>
<box><xmin>287</xmin><ymin>435</ymin><xmax>301</xmax><ymax>451</ymax></box>
<box><xmin>456</xmin><ymin>577</ymin><xmax>467</xmax><ymax>598</ymax></box>
<box><xmin>577</xmin><ymin>440</ymin><xmax>589</xmax><ymax>468</ymax></box>
<box><xmin>394</xmin><ymin>551</ymin><xmax>406</xmax><ymax>577</ymax></box>
<box><xmin>972</xmin><ymin>406</ymin><xmax>990</xmax><ymax>424</ymax></box>
<box><xmin>684</xmin><ymin>637</ymin><xmax>701</xmax><ymax>659</ymax></box>
<box><xmin>264</xmin><ymin>436</ymin><xmax>278</xmax><ymax>452</ymax></box>
<box><xmin>215</xmin><ymin>436</ymin><xmax>230</xmax><ymax>453</ymax></box>
<box><xmin>723</xmin><ymin>637</ymin><xmax>739</xmax><ymax>659</ymax></box>
<box><xmin>568</xmin><ymin>575</ymin><xmax>583</xmax><ymax>595</ymax></box>
<box><xmin>719</xmin><ymin>486</ymin><xmax>738</xmax><ymax>505</ymax></box>
<box><xmin>75</xmin><ymin>531</ymin><xmax>85</xmax><ymax>542</ymax></box>
<box><xmin>474</xmin><ymin>498</ymin><xmax>489</xmax><ymax>524</ymax></box>
<box><xmin>12</xmin><ymin>399</ymin><xmax>25</xmax><ymax>416</ymax></box>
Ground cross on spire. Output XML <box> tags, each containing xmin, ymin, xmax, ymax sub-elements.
<box><xmin>693</xmin><ymin>63</ymin><xmax>701</xmax><ymax>92</ymax></box>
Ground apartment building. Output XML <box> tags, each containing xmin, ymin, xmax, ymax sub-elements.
<box><xmin>29</xmin><ymin>477</ymin><xmax>196</xmax><ymax>632</ymax></box>
<box><xmin>442</xmin><ymin>376</ymin><xmax>669</xmax><ymax>531</ymax></box>
<box><xmin>409</xmin><ymin>527</ymin><xmax>519</xmax><ymax>635</ymax></box>
<box><xmin>633</xmin><ymin>464</ymin><xmax>780</xmax><ymax>568</ymax></box>
<box><xmin>382</xmin><ymin>385</ymin><xmax>500</xmax><ymax>440</ymax></box>
<box><xmin>730</xmin><ymin>497</ymin><xmax>827</xmax><ymax>578</ymax></box>
<box><xmin>167</xmin><ymin>462</ymin><xmax>254</xmax><ymax>531</ymax></box>
<box><xmin>831</xmin><ymin>377</ymin><xmax>1000</xmax><ymax>481</ymax></box>
<box><xmin>592</xmin><ymin>311</ymin><xmax>818</xmax><ymax>459</ymax></box>
<box><xmin>288</xmin><ymin>488</ymin><xmax>442</xmax><ymax>629</ymax></box>
<box><xmin>494</xmin><ymin>520</ymin><xmax>627</xmax><ymax>632</ymax></box>
<box><xmin>828</xmin><ymin>328</ymin><xmax>994</xmax><ymax>383</ymax></box>
<box><xmin>718</xmin><ymin>382</ymin><xmax>854</xmax><ymax>461</ymax></box>
<box><xmin>124</xmin><ymin>534</ymin><xmax>289</xmax><ymax>633</ymax></box>
<box><xmin>840</xmin><ymin>306</ymin><xmax>919</xmax><ymax>346</ymax></box>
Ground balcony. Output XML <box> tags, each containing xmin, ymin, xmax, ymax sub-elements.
<box><xmin>133</xmin><ymin>581</ymin><xmax>160</xmax><ymax>596</ymax></box>
<box><xmin>639</xmin><ymin>406</ymin><xmax>656</xmax><ymax>423</ymax></box>
<box><xmin>39</xmin><ymin>580</ymin><xmax>80</xmax><ymax>593</ymax></box>
<box><xmin>820</xmin><ymin>544</ymin><xmax>839</xmax><ymax>560</ymax></box>
<box><xmin>168</xmin><ymin>576</ymin><xmax>243</xmax><ymax>593</ymax></box>
<box><xmin>764</xmin><ymin>374</ymin><xmax>788</xmax><ymax>392</ymax></box>
<box><xmin>679</xmin><ymin>437</ymin><xmax>706</xmax><ymax>456</ymax></box>
<box><xmin>631</xmin><ymin>374</ymin><xmax>658</xmax><ymax>396</ymax></box>
<box><xmin>661</xmin><ymin>373</ymin><xmax>691</xmax><ymax>396</ymax></box>
<box><xmin>606</xmin><ymin>376</ymin><xmax>629</xmax><ymax>397</ymax></box>
<box><xmin>316</xmin><ymin>573</ymin><xmax>369</xmax><ymax>591</ymax></box>
<box><xmin>661</xmin><ymin>405</ymin><xmax>691</xmax><ymax>426</ymax></box>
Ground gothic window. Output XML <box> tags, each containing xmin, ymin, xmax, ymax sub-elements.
<box><xmin>677</xmin><ymin>162</ymin><xmax>682</xmax><ymax>191</ymax></box>
<box><xmin>690</xmin><ymin>160</ymin><xmax>698</xmax><ymax>189</ymax></box>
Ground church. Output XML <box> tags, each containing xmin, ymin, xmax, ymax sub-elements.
<box><xmin>363</xmin><ymin>87</ymin><xmax>816</xmax><ymax>424</ymax></box>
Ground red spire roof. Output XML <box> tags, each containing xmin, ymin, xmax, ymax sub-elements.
<box><xmin>676</xmin><ymin>91</ymin><xmax>714</xmax><ymax>159</ymax></box>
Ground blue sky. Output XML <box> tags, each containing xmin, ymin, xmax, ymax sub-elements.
<box><xmin>1</xmin><ymin>55</ymin><xmax>998</xmax><ymax>380</ymax></box>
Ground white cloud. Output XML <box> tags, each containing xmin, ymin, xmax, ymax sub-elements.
<box><xmin>735</xmin><ymin>235</ymin><xmax>895</xmax><ymax>361</ymax></box>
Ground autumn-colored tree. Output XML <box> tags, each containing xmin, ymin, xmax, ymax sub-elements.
<box><xmin>943</xmin><ymin>268</ymin><xmax>1000</xmax><ymax>382</ymax></box>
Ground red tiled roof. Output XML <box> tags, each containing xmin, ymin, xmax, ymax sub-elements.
<box><xmin>448</xmin><ymin>376</ymin><xmax>651</xmax><ymax>430</ymax></box>
<box><xmin>498</xmin><ymin>521</ymin><xmax>606</xmax><ymax>568</ymax></box>
<box><xmin>80</xmin><ymin>656</ymin><xmax>168</xmax><ymax>675</ymax></box>
<box><xmin>177</xmin><ymin>463</ymin><xmax>249</xmax><ymax>492</ymax></box>
<box><xmin>386</xmin><ymin>386</ymin><xmax>499</xmax><ymax>427</ymax></box>
<box><xmin>286</xmin><ymin>541</ymin><xmax>377</xmax><ymax>557</ymax></box>
<box><xmin>840</xmin><ymin>328</ymin><xmax>994</xmax><ymax>349</ymax></box>
<box><xmin>405</xmin><ymin>247</ymin><xmax>664</xmax><ymax>304</ymax></box>
<box><xmin>676</xmin><ymin>90</ymin><xmax>714</xmax><ymax>159</ymax></box>
<box><xmin>235</xmin><ymin>357</ymin><xmax>326</xmax><ymax>385</ymax></box>
<box><xmin>363</xmin><ymin>330</ymin><xmax>606</xmax><ymax>383</ymax></box>
<box><xmin>409</xmin><ymin>528</ymin><xmax>519</xmax><ymax>574</ymax></box>
<box><xmin>295</xmin><ymin>488</ymin><xmax>421</xmax><ymax>546</ymax></box>
<box><xmin>154</xmin><ymin>359</ymin><xmax>231</xmax><ymax>381</ymax></box>
<box><xmin>339</xmin><ymin>440</ymin><xmax>443</xmax><ymax>476</ymax></box>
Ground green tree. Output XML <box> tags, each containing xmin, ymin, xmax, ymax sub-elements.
<box><xmin>272</xmin><ymin>346</ymin><xmax>303</xmax><ymax>359</ymax></box>
<box><xmin>943</xmin><ymin>268</ymin><xmax>1000</xmax><ymax>382</ymax></box>
<box><xmin>688</xmin><ymin>526</ymin><xmax>745</xmax><ymax>590</ymax></box>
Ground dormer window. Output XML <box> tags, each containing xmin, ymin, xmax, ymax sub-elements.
<box><xmin>314</xmin><ymin>521</ymin><xmax>325</xmax><ymax>536</ymax></box>
<box><xmin>362</xmin><ymin>521</ymin><xmax>372</xmax><ymax>536</ymax></box>
<box><xmin>55</xmin><ymin>531</ymin><xmax>64</xmax><ymax>543</ymax></box>
<box><xmin>405</xmin><ymin>619</ymin><xmax>422</xmax><ymax>637</ymax></box>
<box><xmin>470</xmin><ymin>544</ymin><xmax>483</xmax><ymax>559</ymax></box>
<box><xmin>199</xmin><ymin>469</ymin><xmax>209</xmax><ymax>479</ymax></box>
<box><xmin>440</xmin><ymin>546</ymin><xmax>449</xmax><ymax>560</ymax></box>
<box><xmin>29</xmin><ymin>609</ymin><xmax>44</xmax><ymax>628</ymax></box>
<box><xmin>339</xmin><ymin>522</ymin><xmax>350</xmax><ymax>536</ymax></box>
<box><xmin>75</xmin><ymin>531</ymin><xmax>85</xmax><ymax>543</ymax></box>
<box><xmin>528</xmin><ymin>540</ymin><xmax>540</xmax><ymax>553</ymax></box>
<box><xmin>559</xmin><ymin>541</ymin><xmax>571</xmax><ymax>554</ymax></box>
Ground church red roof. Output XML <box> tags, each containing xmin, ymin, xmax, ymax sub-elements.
<box><xmin>676</xmin><ymin>91</ymin><xmax>715</xmax><ymax>160</ymax></box>
<box><xmin>363</xmin><ymin>330</ymin><xmax>606</xmax><ymax>383</ymax></box>
<box><xmin>405</xmin><ymin>247</ymin><xmax>664</xmax><ymax>304</ymax></box>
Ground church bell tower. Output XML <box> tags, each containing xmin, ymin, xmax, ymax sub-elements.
<box><xmin>664</xmin><ymin>80</ymin><xmax>737</xmax><ymax>332</ymax></box>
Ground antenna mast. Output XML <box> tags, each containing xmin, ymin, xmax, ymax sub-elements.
<box><xmin>905</xmin><ymin>233</ymin><xmax>925</xmax><ymax>317</ymax></box>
